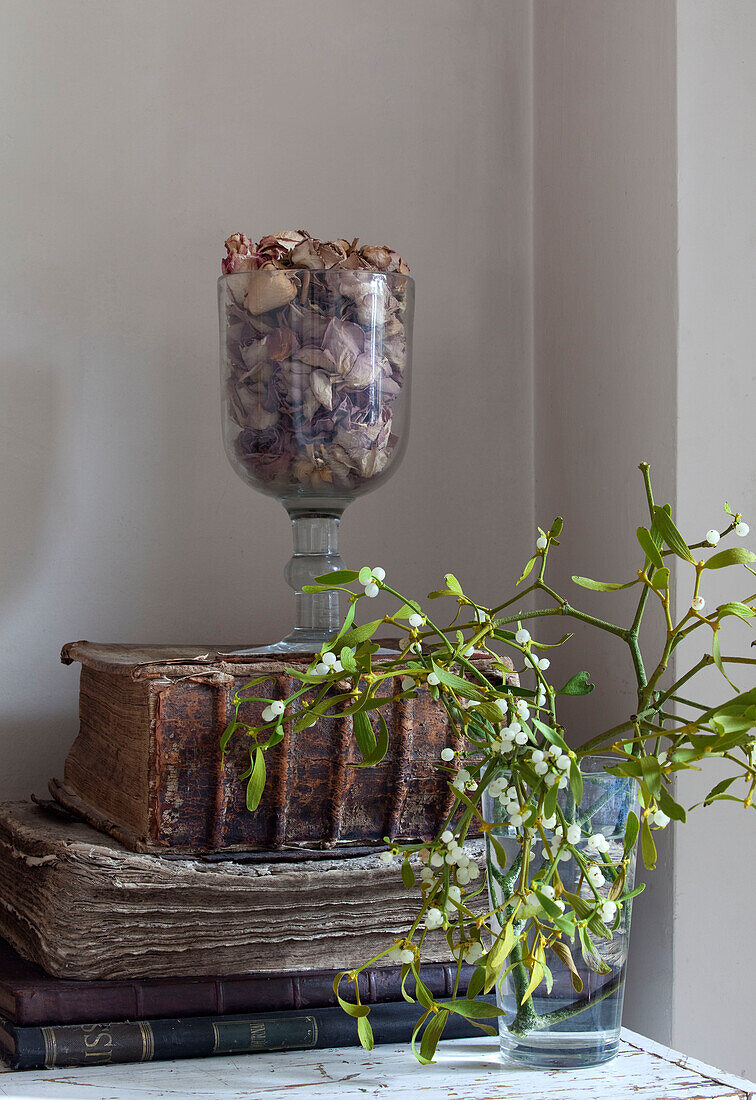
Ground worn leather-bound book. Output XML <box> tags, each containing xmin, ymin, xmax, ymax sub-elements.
<box><xmin>0</xmin><ymin>936</ymin><xmax>475</xmax><ymax>1027</ymax></box>
<box><xmin>0</xmin><ymin>802</ymin><xmax>485</xmax><ymax>982</ymax></box>
<box><xmin>0</xmin><ymin>997</ymin><xmax>496</xmax><ymax>1071</ymax></box>
<box><xmin>50</xmin><ymin>642</ymin><xmax>512</xmax><ymax>855</ymax></box>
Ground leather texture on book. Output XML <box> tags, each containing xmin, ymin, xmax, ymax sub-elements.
<box><xmin>0</xmin><ymin>998</ymin><xmax>496</xmax><ymax>1070</ymax></box>
<box><xmin>53</xmin><ymin>642</ymin><xmax>511</xmax><ymax>853</ymax></box>
<box><xmin>0</xmin><ymin>937</ymin><xmax>474</xmax><ymax>1027</ymax></box>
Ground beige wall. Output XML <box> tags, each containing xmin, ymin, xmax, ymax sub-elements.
<box><xmin>673</xmin><ymin>1</ymin><xmax>756</xmax><ymax>1078</ymax></box>
<box><xmin>533</xmin><ymin>0</ymin><xmax>756</xmax><ymax>1078</ymax></box>
<box><xmin>0</xmin><ymin>0</ymin><xmax>534</xmax><ymax>794</ymax></box>
<box><xmin>533</xmin><ymin>0</ymin><xmax>679</xmax><ymax>1047</ymax></box>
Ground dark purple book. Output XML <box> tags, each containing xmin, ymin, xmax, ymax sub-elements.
<box><xmin>0</xmin><ymin>939</ymin><xmax>474</xmax><ymax>1027</ymax></box>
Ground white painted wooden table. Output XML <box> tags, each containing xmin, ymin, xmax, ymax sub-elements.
<box><xmin>1</xmin><ymin>1029</ymin><xmax>753</xmax><ymax>1099</ymax></box>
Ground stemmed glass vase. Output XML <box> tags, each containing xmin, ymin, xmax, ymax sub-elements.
<box><xmin>219</xmin><ymin>267</ymin><xmax>413</xmax><ymax>654</ymax></box>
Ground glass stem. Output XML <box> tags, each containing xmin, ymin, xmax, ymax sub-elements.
<box><xmin>282</xmin><ymin>512</ymin><xmax>346</xmax><ymax>649</ymax></box>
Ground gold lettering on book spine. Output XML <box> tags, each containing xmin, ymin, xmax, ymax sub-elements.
<box><xmin>138</xmin><ymin>1022</ymin><xmax>154</xmax><ymax>1061</ymax></box>
<box><xmin>41</xmin><ymin>1026</ymin><xmax>56</xmax><ymax>1067</ymax></box>
<box><xmin>211</xmin><ymin>1016</ymin><xmax>318</xmax><ymax>1053</ymax></box>
<box><xmin>81</xmin><ymin>1023</ymin><xmax>113</xmax><ymax>1063</ymax></box>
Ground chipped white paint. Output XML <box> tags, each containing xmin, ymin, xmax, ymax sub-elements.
<box><xmin>1</xmin><ymin>1031</ymin><xmax>753</xmax><ymax>1100</ymax></box>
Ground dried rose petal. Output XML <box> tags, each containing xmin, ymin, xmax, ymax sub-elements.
<box><xmin>292</xmin><ymin>448</ymin><xmax>335</xmax><ymax>489</ymax></box>
<box><xmin>289</xmin><ymin>239</ymin><xmax>326</xmax><ymax>270</ymax></box>
<box><xmin>240</xmin><ymin>341</ymin><xmax>269</xmax><ymax>370</ymax></box>
<box><xmin>287</xmin><ymin>302</ymin><xmax>331</xmax><ymax>344</ymax></box>
<box><xmin>357</xmin><ymin>445</ymin><xmax>391</xmax><ymax>478</ymax></box>
<box><xmin>267</xmin><ymin>327</ymin><xmax>300</xmax><ymax>362</ymax></box>
<box><xmin>310</xmin><ymin>369</ymin><xmax>335</xmax><ymax>410</ymax></box>
<box><xmin>290</xmin><ymin>238</ymin><xmax>347</xmax><ymax>271</ymax></box>
<box><xmin>322</xmin><ymin>318</ymin><xmax>365</xmax><ymax>375</ymax></box>
<box><xmin>358</xmin><ymin>245</ymin><xmax>410</xmax><ymax>274</ymax></box>
<box><xmin>334</xmin><ymin>413</ymin><xmax>392</xmax><ymax>457</ymax></box>
<box><xmin>246</xmin><ymin>405</ymin><xmax>280</xmax><ymax>431</ymax></box>
<box><xmin>257</xmin><ymin>230</ymin><xmax>308</xmax><ymax>262</ymax></box>
<box><xmin>342</xmin><ymin>352</ymin><xmax>387</xmax><ymax>390</ymax></box>
<box><xmin>336</xmin><ymin>251</ymin><xmax>371</xmax><ymax>270</ymax></box>
<box><xmin>294</xmin><ymin>346</ymin><xmax>337</xmax><ymax>372</ymax></box>
<box><xmin>245</xmin><ymin>270</ymin><xmax>298</xmax><ymax>315</ymax></box>
<box><xmin>302</xmin><ymin>387</ymin><xmax>320</xmax><ymax>422</ymax></box>
<box><xmin>379</xmin><ymin>375</ymin><xmax>402</xmax><ymax>399</ymax></box>
<box><xmin>237</xmin><ymin>425</ymin><xmax>291</xmax><ymax>481</ymax></box>
<box><xmin>222</xmin><ymin>231</ymin><xmax>410</xmax><ymax>274</ymax></box>
<box><xmin>383</xmin><ymin>332</ymin><xmax>407</xmax><ymax>371</ymax></box>
<box><xmin>222</xmin><ymin>233</ymin><xmax>260</xmax><ymax>274</ymax></box>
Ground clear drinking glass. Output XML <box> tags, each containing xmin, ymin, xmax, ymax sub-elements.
<box><xmin>219</xmin><ymin>268</ymin><xmax>413</xmax><ymax>653</ymax></box>
<box><xmin>483</xmin><ymin>756</ymin><xmax>638</xmax><ymax>1069</ymax></box>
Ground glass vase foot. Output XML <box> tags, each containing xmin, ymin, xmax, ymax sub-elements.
<box><xmin>225</xmin><ymin>629</ymin><xmax>340</xmax><ymax>657</ymax></box>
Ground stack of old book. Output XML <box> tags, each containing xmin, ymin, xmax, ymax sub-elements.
<box><xmin>0</xmin><ymin>933</ymin><xmax>481</xmax><ymax>1071</ymax></box>
<box><xmin>0</xmin><ymin>643</ymin><xmax>497</xmax><ymax>1070</ymax></box>
<box><xmin>0</xmin><ymin>801</ymin><xmax>486</xmax><ymax>1069</ymax></box>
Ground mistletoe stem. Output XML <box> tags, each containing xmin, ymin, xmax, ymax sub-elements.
<box><xmin>509</xmin><ymin>968</ymin><xmax>626</xmax><ymax>1037</ymax></box>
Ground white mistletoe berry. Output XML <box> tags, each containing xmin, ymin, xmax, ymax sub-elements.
<box><xmin>587</xmin><ymin>865</ymin><xmax>606</xmax><ymax>888</ymax></box>
<box><xmin>600</xmin><ymin>900</ymin><xmax>617</xmax><ymax>924</ymax></box>
<box><xmin>424</xmin><ymin>907</ymin><xmax>443</xmax><ymax>930</ymax></box>
<box><xmin>588</xmin><ymin>833</ymin><xmax>610</xmax><ymax>854</ymax></box>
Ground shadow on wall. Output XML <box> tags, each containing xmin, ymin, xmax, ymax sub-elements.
<box><xmin>0</xmin><ymin>717</ymin><xmax>75</xmax><ymax>800</ymax></box>
<box><xmin>0</xmin><ymin>362</ymin><xmax>60</xmax><ymax>613</ymax></box>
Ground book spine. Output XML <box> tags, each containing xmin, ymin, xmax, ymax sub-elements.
<box><xmin>2</xmin><ymin>998</ymin><xmax>494</xmax><ymax>1070</ymax></box>
<box><xmin>10</xmin><ymin>963</ymin><xmax>474</xmax><ymax>1026</ymax></box>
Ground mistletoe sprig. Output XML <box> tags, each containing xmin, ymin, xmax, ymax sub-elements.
<box><xmin>223</xmin><ymin>463</ymin><xmax>756</xmax><ymax>1063</ymax></box>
